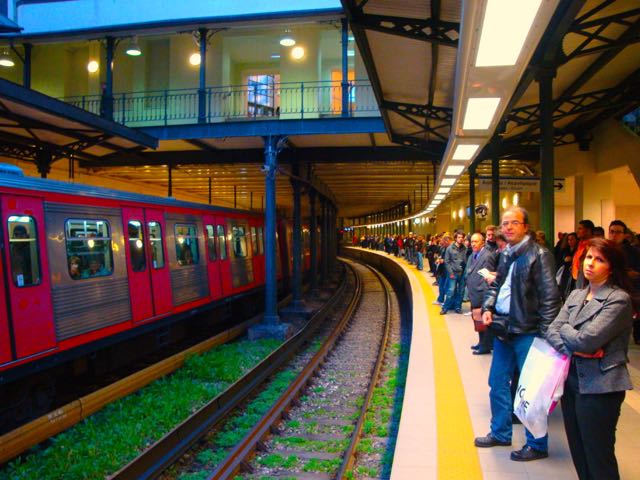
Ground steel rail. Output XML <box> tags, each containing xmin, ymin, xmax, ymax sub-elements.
<box><xmin>335</xmin><ymin>263</ymin><xmax>392</xmax><ymax>479</ymax></box>
<box><xmin>108</xmin><ymin>268</ymin><xmax>348</xmax><ymax>480</ymax></box>
<box><xmin>208</xmin><ymin>259</ymin><xmax>363</xmax><ymax>479</ymax></box>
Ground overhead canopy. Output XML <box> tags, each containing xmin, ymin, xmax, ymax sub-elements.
<box><xmin>0</xmin><ymin>15</ymin><xmax>22</xmax><ymax>33</ymax></box>
<box><xmin>0</xmin><ymin>78</ymin><xmax>157</xmax><ymax>173</ymax></box>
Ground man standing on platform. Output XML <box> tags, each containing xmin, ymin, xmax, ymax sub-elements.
<box><xmin>441</xmin><ymin>230</ymin><xmax>467</xmax><ymax>315</ymax></box>
<box><xmin>474</xmin><ymin>206</ymin><xmax>561</xmax><ymax>462</ymax></box>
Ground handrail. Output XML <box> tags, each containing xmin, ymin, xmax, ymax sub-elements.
<box><xmin>58</xmin><ymin>80</ymin><xmax>379</xmax><ymax>127</ymax></box>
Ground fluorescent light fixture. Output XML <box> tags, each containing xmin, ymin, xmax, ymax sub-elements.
<box><xmin>125</xmin><ymin>37</ymin><xmax>142</xmax><ymax>56</ymax></box>
<box><xmin>476</xmin><ymin>0</ymin><xmax>542</xmax><ymax>67</ymax></box>
<box><xmin>445</xmin><ymin>165</ymin><xmax>465</xmax><ymax>176</ymax></box>
<box><xmin>347</xmin><ymin>50</ymin><xmax>355</xmax><ymax>57</ymax></box>
<box><xmin>280</xmin><ymin>30</ymin><xmax>296</xmax><ymax>47</ymax></box>
<box><xmin>462</xmin><ymin>97</ymin><xmax>501</xmax><ymax>130</ymax></box>
<box><xmin>441</xmin><ymin>178</ymin><xmax>456</xmax><ymax>186</ymax></box>
<box><xmin>438</xmin><ymin>187</ymin><xmax>451</xmax><ymax>194</ymax></box>
<box><xmin>452</xmin><ymin>144</ymin><xmax>480</xmax><ymax>160</ymax></box>
<box><xmin>270</xmin><ymin>53</ymin><xmax>281</xmax><ymax>59</ymax></box>
<box><xmin>434</xmin><ymin>194</ymin><xmax>445</xmax><ymax>200</ymax></box>
<box><xmin>348</xmin><ymin>35</ymin><xmax>355</xmax><ymax>41</ymax></box>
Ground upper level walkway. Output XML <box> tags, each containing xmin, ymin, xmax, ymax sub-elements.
<box><xmin>59</xmin><ymin>80</ymin><xmax>379</xmax><ymax>128</ymax></box>
<box><xmin>344</xmin><ymin>246</ymin><xmax>640</xmax><ymax>479</ymax></box>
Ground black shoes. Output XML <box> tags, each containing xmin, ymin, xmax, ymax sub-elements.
<box><xmin>470</xmin><ymin>343</ymin><xmax>480</xmax><ymax>350</ymax></box>
<box><xmin>510</xmin><ymin>445</ymin><xmax>548</xmax><ymax>462</ymax></box>
<box><xmin>473</xmin><ymin>349</ymin><xmax>491</xmax><ymax>355</ymax></box>
<box><xmin>439</xmin><ymin>309</ymin><xmax>448</xmax><ymax>315</ymax></box>
<box><xmin>474</xmin><ymin>433</ymin><xmax>511</xmax><ymax>448</ymax></box>
<box><xmin>455</xmin><ymin>308</ymin><xmax>463</xmax><ymax>314</ymax></box>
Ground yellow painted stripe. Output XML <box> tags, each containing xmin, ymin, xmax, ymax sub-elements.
<box><xmin>413</xmin><ymin>269</ymin><xmax>483</xmax><ymax>479</ymax></box>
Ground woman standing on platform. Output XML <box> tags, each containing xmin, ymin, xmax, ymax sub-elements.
<box><xmin>557</xmin><ymin>232</ymin><xmax>578</xmax><ymax>301</ymax></box>
<box><xmin>546</xmin><ymin>238</ymin><xmax>637</xmax><ymax>480</ymax></box>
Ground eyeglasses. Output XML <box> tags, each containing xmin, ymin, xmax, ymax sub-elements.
<box><xmin>501</xmin><ymin>220</ymin><xmax>524</xmax><ymax>227</ymax></box>
<box><xmin>609</xmin><ymin>229</ymin><xmax>624</xmax><ymax>235</ymax></box>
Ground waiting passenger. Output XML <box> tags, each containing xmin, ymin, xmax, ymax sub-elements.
<box><xmin>68</xmin><ymin>256</ymin><xmax>81</xmax><ymax>279</ymax></box>
<box><xmin>181</xmin><ymin>247</ymin><xmax>194</xmax><ymax>265</ymax></box>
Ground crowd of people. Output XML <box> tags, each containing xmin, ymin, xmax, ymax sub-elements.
<box><xmin>356</xmin><ymin>209</ymin><xmax>640</xmax><ymax>479</ymax></box>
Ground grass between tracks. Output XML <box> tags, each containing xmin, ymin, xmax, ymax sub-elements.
<box><xmin>0</xmin><ymin>338</ymin><xmax>281</xmax><ymax>480</ymax></box>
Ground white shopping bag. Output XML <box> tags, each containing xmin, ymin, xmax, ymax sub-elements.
<box><xmin>513</xmin><ymin>337</ymin><xmax>570</xmax><ymax>438</ymax></box>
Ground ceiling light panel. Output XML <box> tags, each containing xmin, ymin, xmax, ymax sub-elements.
<box><xmin>452</xmin><ymin>144</ymin><xmax>480</xmax><ymax>160</ymax></box>
<box><xmin>438</xmin><ymin>187</ymin><xmax>451</xmax><ymax>194</ymax></box>
<box><xmin>441</xmin><ymin>178</ymin><xmax>456</xmax><ymax>186</ymax></box>
<box><xmin>445</xmin><ymin>165</ymin><xmax>465</xmax><ymax>176</ymax></box>
<box><xmin>462</xmin><ymin>97</ymin><xmax>501</xmax><ymax>130</ymax></box>
<box><xmin>475</xmin><ymin>0</ymin><xmax>543</xmax><ymax>67</ymax></box>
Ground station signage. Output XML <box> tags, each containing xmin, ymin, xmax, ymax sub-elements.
<box><xmin>477</xmin><ymin>177</ymin><xmax>565</xmax><ymax>193</ymax></box>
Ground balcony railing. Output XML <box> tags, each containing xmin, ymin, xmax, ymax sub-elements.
<box><xmin>60</xmin><ymin>80</ymin><xmax>379</xmax><ymax>127</ymax></box>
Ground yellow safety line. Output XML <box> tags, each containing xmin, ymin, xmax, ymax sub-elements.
<box><xmin>413</xmin><ymin>268</ymin><xmax>483</xmax><ymax>479</ymax></box>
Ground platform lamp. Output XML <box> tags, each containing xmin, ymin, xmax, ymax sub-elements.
<box><xmin>0</xmin><ymin>49</ymin><xmax>14</xmax><ymax>67</ymax></box>
<box><xmin>279</xmin><ymin>29</ymin><xmax>296</xmax><ymax>47</ymax></box>
<box><xmin>125</xmin><ymin>36</ymin><xmax>142</xmax><ymax>56</ymax></box>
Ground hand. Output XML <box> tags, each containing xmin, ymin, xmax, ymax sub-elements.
<box><xmin>482</xmin><ymin>311</ymin><xmax>493</xmax><ymax>326</ymax></box>
<box><xmin>450</xmin><ymin>274</ymin><xmax>455</xmax><ymax>279</ymax></box>
<box><xmin>484</xmin><ymin>272</ymin><xmax>497</xmax><ymax>284</ymax></box>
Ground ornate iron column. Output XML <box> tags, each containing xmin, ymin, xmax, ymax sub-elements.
<box><xmin>537</xmin><ymin>65</ymin><xmax>556</xmax><ymax>245</ymax></box>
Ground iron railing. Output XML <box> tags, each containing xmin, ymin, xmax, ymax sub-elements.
<box><xmin>60</xmin><ymin>80</ymin><xmax>379</xmax><ymax>127</ymax></box>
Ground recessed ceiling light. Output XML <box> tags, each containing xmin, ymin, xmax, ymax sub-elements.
<box><xmin>0</xmin><ymin>51</ymin><xmax>14</xmax><ymax>67</ymax></box>
<box><xmin>438</xmin><ymin>187</ymin><xmax>451</xmax><ymax>194</ymax></box>
<box><xmin>445</xmin><ymin>165</ymin><xmax>465</xmax><ymax>176</ymax></box>
<box><xmin>434</xmin><ymin>194</ymin><xmax>445</xmax><ymax>200</ymax></box>
<box><xmin>476</xmin><ymin>0</ymin><xmax>543</xmax><ymax>67</ymax></box>
<box><xmin>125</xmin><ymin>36</ymin><xmax>142</xmax><ymax>56</ymax></box>
<box><xmin>347</xmin><ymin>50</ymin><xmax>355</xmax><ymax>57</ymax></box>
<box><xmin>280</xmin><ymin>30</ymin><xmax>296</xmax><ymax>47</ymax></box>
<box><xmin>441</xmin><ymin>178</ymin><xmax>456</xmax><ymax>186</ymax></box>
<box><xmin>462</xmin><ymin>97</ymin><xmax>501</xmax><ymax>130</ymax></box>
<box><xmin>452</xmin><ymin>144</ymin><xmax>480</xmax><ymax>160</ymax></box>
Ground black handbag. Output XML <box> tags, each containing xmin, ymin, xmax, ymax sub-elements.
<box><xmin>489</xmin><ymin>314</ymin><xmax>510</xmax><ymax>340</ymax></box>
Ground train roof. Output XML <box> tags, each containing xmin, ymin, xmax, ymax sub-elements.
<box><xmin>0</xmin><ymin>166</ymin><xmax>258</xmax><ymax>216</ymax></box>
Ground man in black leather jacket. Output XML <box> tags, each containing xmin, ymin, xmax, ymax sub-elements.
<box><xmin>474</xmin><ymin>207</ymin><xmax>562</xmax><ymax>462</ymax></box>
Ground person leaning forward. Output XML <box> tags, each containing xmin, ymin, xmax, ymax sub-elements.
<box><xmin>474</xmin><ymin>206</ymin><xmax>562</xmax><ymax>462</ymax></box>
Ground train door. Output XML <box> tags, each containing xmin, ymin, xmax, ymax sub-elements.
<box><xmin>216</xmin><ymin>219</ymin><xmax>232</xmax><ymax>296</ymax></box>
<box><xmin>1</xmin><ymin>195</ymin><xmax>56</xmax><ymax>359</ymax></box>
<box><xmin>0</xmin><ymin>250</ymin><xmax>10</xmax><ymax>365</ymax></box>
<box><xmin>144</xmin><ymin>209</ymin><xmax>172</xmax><ymax>317</ymax></box>
<box><xmin>202</xmin><ymin>215</ymin><xmax>222</xmax><ymax>300</ymax></box>
<box><xmin>122</xmin><ymin>206</ymin><xmax>154</xmax><ymax>322</ymax></box>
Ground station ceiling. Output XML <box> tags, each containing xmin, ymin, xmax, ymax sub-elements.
<box><xmin>2</xmin><ymin>1</ymin><xmax>640</xmax><ymax>222</ymax></box>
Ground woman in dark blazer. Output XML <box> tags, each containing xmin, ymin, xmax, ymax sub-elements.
<box><xmin>546</xmin><ymin>238</ymin><xmax>637</xmax><ymax>480</ymax></box>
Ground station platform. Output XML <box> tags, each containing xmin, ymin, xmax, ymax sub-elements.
<box><xmin>343</xmin><ymin>247</ymin><xmax>640</xmax><ymax>480</ymax></box>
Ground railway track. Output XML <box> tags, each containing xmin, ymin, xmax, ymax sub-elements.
<box><xmin>136</xmin><ymin>258</ymin><xmax>401</xmax><ymax>480</ymax></box>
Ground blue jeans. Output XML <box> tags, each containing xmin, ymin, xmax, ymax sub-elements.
<box><xmin>489</xmin><ymin>334</ymin><xmax>548</xmax><ymax>452</ymax></box>
<box><xmin>437</xmin><ymin>274</ymin><xmax>448</xmax><ymax>303</ymax></box>
<box><xmin>443</xmin><ymin>272</ymin><xmax>463</xmax><ymax>311</ymax></box>
<box><xmin>416</xmin><ymin>252</ymin><xmax>424</xmax><ymax>270</ymax></box>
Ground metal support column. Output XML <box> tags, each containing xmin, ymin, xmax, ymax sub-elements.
<box><xmin>537</xmin><ymin>66</ymin><xmax>556</xmax><ymax>245</ymax></box>
<box><xmin>103</xmin><ymin>36</ymin><xmax>115</xmax><ymax>121</ymax></box>
<box><xmin>198</xmin><ymin>28</ymin><xmax>208</xmax><ymax>124</ymax></box>
<box><xmin>290</xmin><ymin>163</ymin><xmax>304</xmax><ymax>309</ymax></box>
<box><xmin>35</xmin><ymin>148</ymin><xmax>52</xmax><ymax>178</ymax></box>
<box><xmin>469</xmin><ymin>164</ymin><xmax>476</xmax><ymax>233</ymax></box>
<box><xmin>23</xmin><ymin>43</ymin><xmax>32</xmax><ymax>89</ymax></box>
<box><xmin>262</xmin><ymin>135</ymin><xmax>281</xmax><ymax>324</ymax></box>
<box><xmin>491</xmin><ymin>137</ymin><xmax>501</xmax><ymax>226</ymax></box>
<box><xmin>309</xmin><ymin>189</ymin><xmax>318</xmax><ymax>292</ymax></box>
<box><xmin>320</xmin><ymin>198</ymin><xmax>329</xmax><ymax>285</ymax></box>
<box><xmin>341</xmin><ymin>18</ymin><xmax>349</xmax><ymax>117</ymax></box>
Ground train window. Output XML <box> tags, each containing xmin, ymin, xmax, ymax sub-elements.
<box><xmin>231</xmin><ymin>225</ymin><xmax>248</xmax><ymax>258</ymax></box>
<box><xmin>250</xmin><ymin>227</ymin><xmax>258</xmax><ymax>255</ymax></box>
<box><xmin>257</xmin><ymin>227</ymin><xmax>264</xmax><ymax>255</ymax></box>
<box><xmin>175</xmin><ymin>224</ymin><xmax>199</xmax><ymax>266</ymax></box>
<box><xmin>206</xmin><ymin>225</ymin><xmax>216</xmax><ymax>261</ymax></box>
<box><xmin>303</xmin><ymin>227</ymin><xmax>310</xmax><ymax>251</ymax></box>
<box><xmin>127</xmin><ymin>220</ymin><xmax>146</xmax><ymax>272</ymax></box>
<box><xmin>217</xmin><ymin>225</ymin><xmax>227</xmax><ymax>260</ymax></box>
<box><xmin>7</xmin><ymin>216</ymin><xmax>40</xmax><ymax>287</ymax></box>
<box><xmin>148</xmin><ymin>222</ymin><xmax>165</xmax><ymax>269</ymax></box>
<box><xmin>64</xmin><ymin>219</ymin><xmax>114</xmax><ymax>279</ymax></box>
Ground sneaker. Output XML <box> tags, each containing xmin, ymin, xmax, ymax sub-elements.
<box><xmin>432</xmin><ymin>301</ymin><xmax>442</xmax><ymax>305</ymax></box>
<box><xmin>463</xmin><ymin>311</ymin><xmax>472</xmax><ymax>316</ymax></box>
<box><xmin>474</xmin><ymin>433</ymin><xmax>511</xmax><ymax>448</ymax></box>
<box><xmin>510</xmin><ymin>445</ymin><xmax>548</xmax><ymax>462</ymax></box>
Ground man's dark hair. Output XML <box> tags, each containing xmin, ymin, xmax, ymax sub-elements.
<box><xmin>504</xmin><ymin>206</ymin><xmax>530</xmax><ymax>226</ymax></box>
<box><xmin>609</xmin><ymin>219</ymin><xmax>628</xmax><ymax>232</ymax></box>
<box><xmin>579</xmin><ymin>219</ymin><xmax>595</xmax><ymax>231</ymax></box>
<box><xmin>593</xmin><ymin>226</ymin><xmax>605</xmax><ymax>237</ymax></box>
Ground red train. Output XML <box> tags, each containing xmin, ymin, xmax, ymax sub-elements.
<box><xmin>0</xmin><ymin>165</ymin><xmax>315</xmax><ymax>388</ymax></box>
